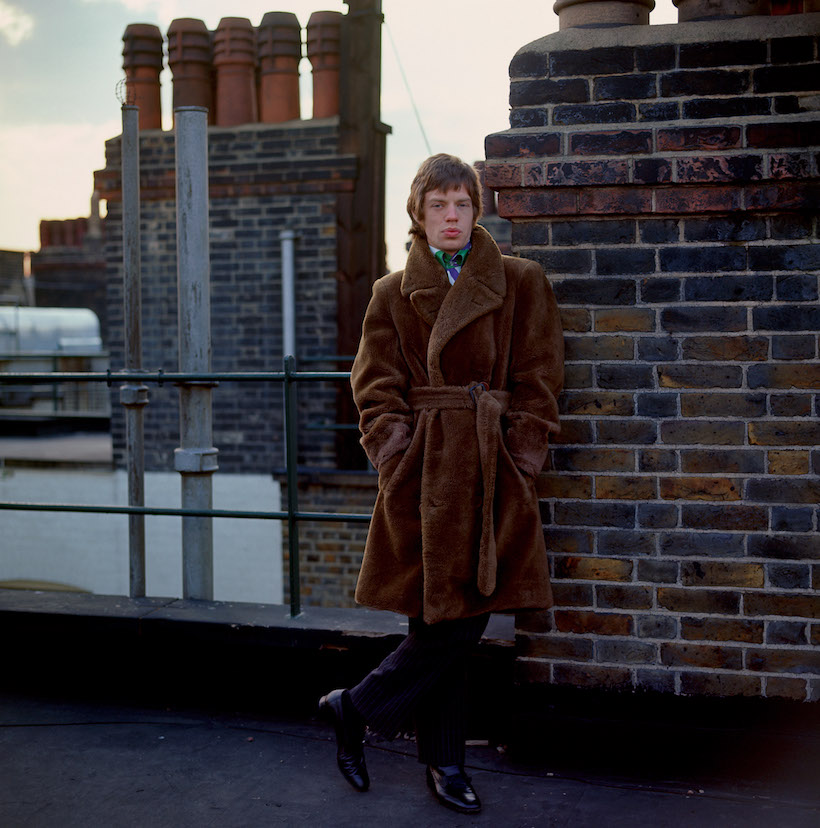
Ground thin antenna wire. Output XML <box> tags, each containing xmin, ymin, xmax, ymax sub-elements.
<box><xmin>385</xmin><ymin>21</ymin><xmax>432</xmax><ymax>156</ymax></box>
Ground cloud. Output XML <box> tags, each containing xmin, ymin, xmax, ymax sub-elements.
<box><xmin>0</xmin><ymin>0</ymin><xmax>34</xmax><ymax>46</ymax></box>
<box><xmin>0</xmin><ymin>119</ymin><xmax>120</xmax><ymax>251</ymax></box>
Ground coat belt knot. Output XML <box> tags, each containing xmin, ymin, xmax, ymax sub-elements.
<box><xmin>407</xmin><ymin>385</ymin><xmax>511</xmax><ymax>597</ymax></box>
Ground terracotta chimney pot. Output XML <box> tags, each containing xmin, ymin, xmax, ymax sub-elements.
<box><xmin>307</xmin><ymin>11</ymin><xmax>342</xmax><ymax>119</ymax></box>
<box><xmin>168</xmin><ymin>18</ymin><xmax>213</xmax><ymax>120</ymax></box>
<box><xmin>553</xmin><ymin>0</ymin><xmax>655</xmax><ymax>27</ymax></box>
<box><xmin>673</xmin><ymin>0</ymin><xmax>770</xmax><ymax>20</ymax></box>
<box><xmin>257</xmin><ymin>11</ymin><xmax>302</xmax><ymax>123</ymax></box>
<box><xmin>213</xmin><ymin>17</ymin><xmax>257</xmax><ymax>126</ymax></box>
<box><xmin>122</xmin><ymin>23</ymin><xmax>163</xmax><ymax>129</ymax></box>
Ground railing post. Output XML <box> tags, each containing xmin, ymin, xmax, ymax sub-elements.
<box><xmin>284</xmin><ymin>354</ymin><xmax>301</xmax><ymax>617</ymax></box>
<box><xmin>120</xmin><ymin>103</ymin><xmax>150</xmax><ymax>598</ymax></box>
<box><xmin>280</xmin><ymin>229</ymin><xmax>297</xmax><ymax>360</ymax></box>
<box><xmin>174</xmin><ymin>105</ymin><xmax>218</xmax><ymax>600</ymax></box>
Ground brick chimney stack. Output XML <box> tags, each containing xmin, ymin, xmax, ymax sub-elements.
<box><xmin>122</xmin><ymin>23</ymin><xmax>163</xmax><ymax>129</ymax></box>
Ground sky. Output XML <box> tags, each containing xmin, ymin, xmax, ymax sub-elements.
<box><xmin>0</xmin><ymin>0</ymin><xmax>677</xmax><ymax>272</ymax></box>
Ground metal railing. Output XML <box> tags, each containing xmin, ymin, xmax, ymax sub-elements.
<box><xmin>0</xmin><ymin>352</ymin><xmax>111</xmax><ymax>416</ymax></box>
<box><xmin>0</xmin><ymin>355</ymin><xmax>372</xmax><ymax>617</ymax></box>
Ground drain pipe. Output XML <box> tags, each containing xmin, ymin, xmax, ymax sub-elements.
<box><xmin>174</xmin><ymin>105</ymin><xmax>218</xmax><ymax>600</ymax></box>
<box><xmin>120</xmin><ymin>103</ymin><xmax>149</xmax><ymax>598</ymax></box>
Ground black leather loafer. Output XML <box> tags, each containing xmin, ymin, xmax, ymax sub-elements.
<box><xmin>426</xmin><ymin>764</ymin><xmax>481</xmax><ymax>814</ymax></box>
<box><xmin>318</xmin><ymin>689</ymin><xmax>369</xmax><ymax>792</ymax></box>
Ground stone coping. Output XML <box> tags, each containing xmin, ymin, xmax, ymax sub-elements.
<box><xmin>0</xmin><ymin>587</ymin><xmax>514</xmax><ymax>645</ymax></box>
<box><xmin>519</xmin><ymin>10</ymin><xmax>820</xmax><ymax>53</ymax></box>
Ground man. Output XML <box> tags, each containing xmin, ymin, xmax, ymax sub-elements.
<box><xmin>320</xmin><ymin>154</ymin><xmax>563</xmax><ymax>814</ymax></box>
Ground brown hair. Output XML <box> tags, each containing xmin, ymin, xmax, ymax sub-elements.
<box><xmin>406</xmin><ymin>154</ymin><xmax>483</xmax><ymax>240</ymax></box>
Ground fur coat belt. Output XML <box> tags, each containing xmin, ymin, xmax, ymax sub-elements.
<box><xmin>407</xmin><ymin>384</ymin><xmax>511</xmax><ymax>597</ymax></box>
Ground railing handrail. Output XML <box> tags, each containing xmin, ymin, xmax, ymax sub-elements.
<box><xmin>0</xmin><ymin>358</ymin><xmax>370</xmax><ymax>617</ymax></box>
<box><xmin>0</xmin><ymin>369</ymin><xmax>351</xmax><ymax>384</ymax></box>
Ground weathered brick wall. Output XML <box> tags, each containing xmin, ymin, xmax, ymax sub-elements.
<box><xmin>486</xmin><ymin>15</ymin><xmax>819</xmax><ymax>701</ymax></box>
<box><xmin>97</xmin><ymin>120</ymin><xmax>356</xmax><ymax>473</ymax></box>
<box><xmin>281</xmin><ymin>471</ymin><xmax>377</xmax><ymax>608</ymax></box>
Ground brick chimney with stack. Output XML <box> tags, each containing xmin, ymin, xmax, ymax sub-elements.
<box><xmin>485</xmin><ymin>2</ymin><xmax>820</xmax><ymax>702</ymax></box>
<box><xmin>94</xmin><ymin>4</ymin><xmax>388</xmax><ymax>608</ymax></box>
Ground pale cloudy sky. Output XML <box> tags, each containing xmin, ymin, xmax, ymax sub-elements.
<box><xmin>0</xmin><ymin>0</ymin><xmax>676</xmax><ymax>271</ymax></box>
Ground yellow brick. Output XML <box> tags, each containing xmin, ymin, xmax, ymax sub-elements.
<box><xmin>596</xmin><ymin>475</ymin><xmax>657</xmax><ymax>500</ymax></box>
<box><xmin>768</xmin><ymin>450</ymin><xmax>809</xmax><ymax>475</ymax></box>
<box><xmin>555</xmin><ymin>555</ymin><xmax>634</xmax><ymax>582</ymax></box>
<box><xmin>660</xmin><ymin>476</ymin><xmax>742</xmax><ymax>501</ymax></box>
<box><xmin>536</xmin><ymin>474</ymin><xmax>592</xmax><ymax>499</ymax></box>
<box><xmin>595</xmin><ymin>308</ymin><xmax>655</xmax><ymax>332</ymax></box>
<box><xmin>681</xmin><ymin>561</ymin><xmax>765</xmax><ymax>588</ymax></box>
<box><xmin>560</xmin><ymin>308</ymin><xmax>591</xmax><ymax>332</ymax></box>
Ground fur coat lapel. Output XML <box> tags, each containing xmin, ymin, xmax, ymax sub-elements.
<box><xmin>401</xmin><ymin>225</ymin><xmax>507</xmax><ymax>385</ymax></box>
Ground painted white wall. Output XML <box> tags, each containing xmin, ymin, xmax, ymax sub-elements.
<box><xmin>0</xmin><ymin>468</ymin><xmax>282</xmax><ymax>604</ymax></box>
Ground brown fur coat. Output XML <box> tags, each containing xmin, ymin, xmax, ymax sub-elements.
<box><xmin>350</xmin><ymin>225</ymin><xmax>564</xmax><ymax>623</ymax></box>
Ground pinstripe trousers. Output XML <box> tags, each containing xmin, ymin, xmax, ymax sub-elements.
<box><xmin>348</xmin><ymin>612</ymin><xmax>490</xmax><ymax>767</ymax></box>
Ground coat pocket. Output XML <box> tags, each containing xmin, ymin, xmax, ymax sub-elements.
<box><xmin>382</xmin><ymin>412</ymin><xmax>426</xmax><ymax>498</ymax></box>
<box><xmin>499</xmin><ymin>431</ymin><xmax>533</xmax><ymax>486</ymax></box>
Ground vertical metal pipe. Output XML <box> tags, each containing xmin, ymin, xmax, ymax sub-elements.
<box><xmin>174</xmin><ymin>105</ymin><xmax>218</xmax><ymax>600</ymax></box>
<box><xmin>280</xmin><ymin>229</ymin><xmax>296</xmax><ymax>360</ymax></box>
<box><xmin>120</xmin><ymin>104</ymin><xmax>149</xmax><ymax>598</ymax></box>
<box><xmin>284</xmin><ymin>355</ymin><xmax>301</xmax><ymax>617</ymax></box>
<box><xmin>281</xmin><ymin>232</ymin><xmax>299</xmax><ymax>614</ymax></box>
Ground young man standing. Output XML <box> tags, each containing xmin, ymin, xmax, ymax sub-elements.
<box><xmin>320</xmin><ymin>154</ymin><xmax>564</xmax><ymax>814</ymax></box>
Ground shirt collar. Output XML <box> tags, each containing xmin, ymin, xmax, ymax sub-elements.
<box><xmin>430</xmin><ymin>240</ymin><xmax>472</xmax><ymax>270</ymax></box>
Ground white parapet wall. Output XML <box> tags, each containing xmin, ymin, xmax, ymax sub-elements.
<box><xmin>0</xmin><ymin>468</ymin><xmax>283</xmax><ymax>604</ymax></box>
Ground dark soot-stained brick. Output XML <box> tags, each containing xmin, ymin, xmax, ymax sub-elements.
<box><xmin>682</xmin><ymin>97</ymin><xmax>770</xmax><ymax>120</ymax></box>
<box><xmin>679</xmin><ymin>40</ymin><xmax>766</xmax><ymax>68</ymax></box>
<box><xmin>510</xmin><ymin>77</ymin><xmax>589</xmax><ymax>107</ymax></box>
<box><xmin>594</xmin><ymin>74</ymin><xmax>657</xmax><ymax>101</ymax></box>
<box><xmin>509</xmin><ymin>50</ymin><xmax>549</xmax><ymax>78</ymax></box>
<box><xmin>550</xmin><ymin>47</ymin><xmax>635</xmax><ymax>77</ymax></box>
<box><xmin>554</xmin><ymin>103</ymin><xmax>636</xmax><ymax>126</ymax></box>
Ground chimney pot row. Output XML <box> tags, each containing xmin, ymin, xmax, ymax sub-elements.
<box><xmin>122</xmin><ymin>12</ymin><xmax>343</xmax><ymax>129</ymax></box>
<box><xmin>553</xmin><ymin>0</ymin><xmax>800</xmax><ymax>26</ymax></box>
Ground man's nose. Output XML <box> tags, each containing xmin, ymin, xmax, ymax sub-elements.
<box><xmin>445</xmin><ymin>203</ymin><xmax>459</xmax><ymax>219</ymax></box>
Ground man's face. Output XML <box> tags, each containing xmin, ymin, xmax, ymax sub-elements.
<box><xmin>417</xmin><ymin>185</ymin><xmax>475</xmax><ymax>254</ymax></box>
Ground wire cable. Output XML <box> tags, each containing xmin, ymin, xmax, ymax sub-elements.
<box><xmin>384</xmin><ymin>21</ymin><xmax>432</xmax><ymax>156</ymax></box>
